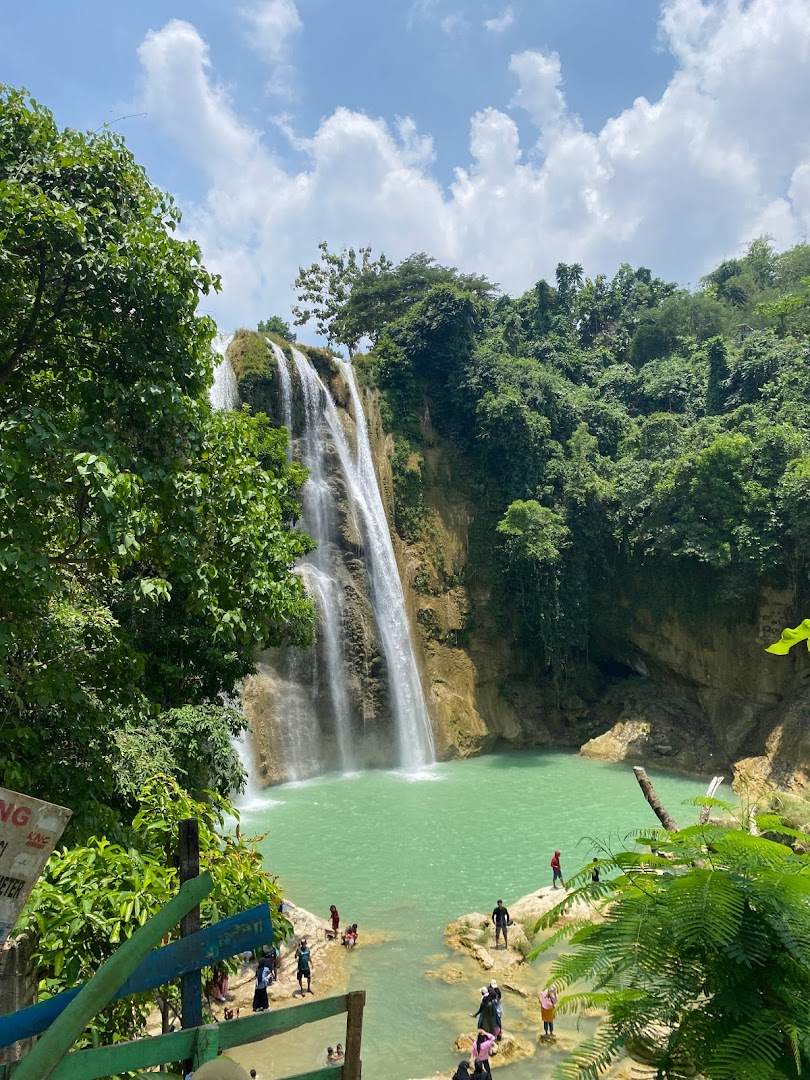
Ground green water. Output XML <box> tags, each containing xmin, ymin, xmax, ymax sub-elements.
<box><xmin>228</xmin><ymin>751</ymin><xmax>703</xmax><ymax>1079</ymax></box>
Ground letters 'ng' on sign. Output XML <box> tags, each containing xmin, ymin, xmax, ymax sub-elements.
<box><xmin>0</xmin><ymin>787</ymin><xmax>72</xmax><ymax>945</ymax></box>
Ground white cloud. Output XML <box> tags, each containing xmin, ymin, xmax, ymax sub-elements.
<box><xmin>483</xmin><ymin>6</ymin><xmax>516</xmax><ymax>34</ymax></box>
<box><xmin>239</xmin><ymin>0</ymin><xmax>302</xmax><ymax>97</ymax></box>
<box><xmin>136</xmin><ymin>1</ymin><xmax>810</xmax><ymax>331</ymax></box>
<box><xmin>509</xmin><ymin>50</ymin><xmax>569</xmax><ymax>135</ymax></box>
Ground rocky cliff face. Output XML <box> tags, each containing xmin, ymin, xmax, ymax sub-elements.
<box><xmin>234</xmin><ymin>335</ymin><xmax>810</xmax><ymax>791</ymax></box>
<box><xmin>362</xmin><ymin>385</ymin><xmax>810</xmax><ymax>789</ymax></box>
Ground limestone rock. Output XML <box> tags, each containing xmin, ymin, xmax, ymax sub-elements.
<box><xmin>453</xmin><ymin>1031</ymin><xmax>535</xmax><ymax>1067</ymax></box>
<box><xmin>425</xmin><ymin>966</ymin><xmax>466</xmax><ymax>983</ymax></box>
<box><xmin>580</xmin><ymin>684</ymin><xmax>715</xmax><ymax>773</ymax></box>
<box><xmin>444</xmin><ymin>913</ymin><xmax>526</xmax><ymax>971</ymax></box>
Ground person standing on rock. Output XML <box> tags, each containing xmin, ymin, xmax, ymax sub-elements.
<box><xmin>295</xmin><ymin>938</ymin><xmax>314</xmax><ymax>995</ymax></box>
<box><xmin>328</xmin><ymin>905</ymin><xmax>340</xmax><ymax>939</ymax></box>
<box><xmin>551</xmin><ymin>850</ymin><xmax>564</xmax><ymax>889</ymax></box>
<box><xmin>539</xmin><ymin>984</ymin><xmax>558</xmax><ymax>1038</ymax></box>
<box><xmin>252</xmin><ymin>957</ymin><xmax>271</xmax><ymax>1012</ymax></box>
<box><xmin>470</xmin><ymin>1029</ymin><xmax>497</xmax><ymax>1077</ymax></box>
<box><xmin>491</xmin><ymin>899</ymin><xmax>510</xmax><ymax>949</ymax></box>
<box><xmin>590</xmin><ymin>857</ymin><xmax>600</xmax><ymax>883</ymax></box>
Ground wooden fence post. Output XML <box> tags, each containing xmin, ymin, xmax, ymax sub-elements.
<box><xmin>343</xmin><ymin>991</ymin><xmax>365</xmax><ymax>1080</ymax></box>
<box><xmin>179</xmin><ymin>818</ymin><xmax>202</xmax><ymax>1076</ymax></box>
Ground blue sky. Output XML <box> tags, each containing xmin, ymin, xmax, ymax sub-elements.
<box><xmin>3</xmin><ymin>1</ymin><xmax>810</xmax><ymax>334</ymax></box>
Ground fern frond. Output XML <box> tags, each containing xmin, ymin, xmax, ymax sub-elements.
<box><xmin>528</xmin><ymin>918</ymin><xmax>590</xmax><ymax>959</ymax></box>
<box><xmin>705</xmin><ymin>1012</ymin><xmax>785</xmax><ymax>1079</ymax></box>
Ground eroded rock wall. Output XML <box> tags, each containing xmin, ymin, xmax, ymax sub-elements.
<box><xmin>362</xmin><ymin>383</ymin><xmax>810</xmax><ymax>786</ymax></box>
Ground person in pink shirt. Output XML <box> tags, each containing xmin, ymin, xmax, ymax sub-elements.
<box><xmin>539</xmin><ymin>984</ymin><xmax>558</xmax><ymax>1038</ymax></box>
<box><xmin>551</xmin><ymin>850</ymin><xmax>564</xmax><ymax>889</ymax></box>
<box><xmin>470</xmin><ymin>1029</ymin><xmax>496</xmax><ymax>1077</ymax></box>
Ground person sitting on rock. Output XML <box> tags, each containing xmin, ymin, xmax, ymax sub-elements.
<box><xmin>491</xmin><ymin>900</ymin><xmax>510</xmax><ymax>950</ymax></box>
<box><xmin>452</xmin><ymin>1061</ymin><xmax>472</xmax><ymax>1079</ymax></box>
<box><xmin>342</xmin><ymin>923</ymin><xmax>358</xmax><ymax>947</ymax></box>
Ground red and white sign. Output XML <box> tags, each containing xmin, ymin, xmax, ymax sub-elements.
<box><xmin>0</xmin><ymin>787</ymin><xmax>71</xmax><ymax>946</ymax></box>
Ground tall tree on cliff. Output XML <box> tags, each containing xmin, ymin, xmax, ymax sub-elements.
<box><xmin>0</xmin><ymin>86</ymin><xmax>314</xmax><ymax>831</ymax></box>
<box><xmin>292</xmin><ymin>240</ymin><xmax>392</xmax><ymax>355</ymax></box>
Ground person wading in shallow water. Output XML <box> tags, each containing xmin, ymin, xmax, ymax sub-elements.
<box><xmin>540</xmin><ymin>984</ymin><xmax>558</xmax><ymax>1038</ymax></box>
<box><xmin>491</xmin><ymin>899</ymin><xmax>510</xmax><ymax>949</ymax></box>
<box><xmin>295</xmin><ymin>938</ymin><xmax>314</xmax><ymax>995</ymax></box>
<box><xmin>470</xmin><ymin>986</ymin><xmax>497</xmax><ymax>1034</ymax></box>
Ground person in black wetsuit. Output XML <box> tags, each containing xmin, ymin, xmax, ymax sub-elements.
<box><xmin>491</xmin><ymin>899</ymin><xmax>510</xmax><ymax>949</ymax></box>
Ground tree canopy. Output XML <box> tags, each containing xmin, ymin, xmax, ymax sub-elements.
<box><xmin>318</xmin><ymin>235</ymin><xmax>810</xmax><ymax>678</ymax></box>
<box><xmin>0</xmin><ymin>86</ymin><xmax>314</xmax><ymax>834</ymax></box>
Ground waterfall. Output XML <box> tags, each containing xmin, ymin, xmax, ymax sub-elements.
<box><xmin>211</xmin><ymin>332</ymin><xmax>239</xmax><ymax>410</ymax></box>
<box><xmin>268</xmin><ymin>339</ymin><xmax>294</xmax><ymax>463</ymax></box>
<box><xmin>291</xmin><ymin>349</ymin><xmax>435</xmax><ymax>770</ymax></box>
<box><xmin>279</xmin><ymin>342</ymin><xmax>354</xmax><ymax>772</ymax></box>
<box><xmin>209</xmin><ymin>329</ymin><xmax>435</xmax><ymax>781</ymax></box>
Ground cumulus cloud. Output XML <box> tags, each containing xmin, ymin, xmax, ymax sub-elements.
<box><xmin>509</xmin><ymin>50</ymin><xmax>569</xmax><ymax>135</ymax></box>
<box><xmin>484</xmin><ymin>6</ymin><xmax>516</xmax><ymax>34</ymax></box>
<box><xmin>240</xmin><ymin>0</ymin><xmax>302</xmax><ymax>97</ymax></box>
<box><xmin>136</xmin><ymin>0</ymin><xmax>810</xmax><ymax>331</ymax></box>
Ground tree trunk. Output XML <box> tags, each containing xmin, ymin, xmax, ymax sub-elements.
<box><xmin>633</xmin><ymin>766</ymin><xmax>679</xmax><ymax>832</ymax></box>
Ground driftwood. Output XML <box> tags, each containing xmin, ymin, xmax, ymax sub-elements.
<box><xmin>633</xmin><ymin>769</ymin><xmax>726</xmax><ymax>833</ymax></box>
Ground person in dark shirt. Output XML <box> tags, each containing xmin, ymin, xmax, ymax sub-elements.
<box><xmin>591</xmin><ymin>857</ymin><xmax>600</xmax><ymax>883</ymax></box>
<box><xmin>470</xmin><ymin>986</ymin><xmax>497</xmax><ymax>1034</ymax></box>
<box><xmin>491</xmin><ymin>899</ymin><xmax>510</xmax><ymax>949</ymax></box>
<box><xmin>295</xmin><ymin>938</ymin><xmax>314</xmax><ymax>995</ymax></box>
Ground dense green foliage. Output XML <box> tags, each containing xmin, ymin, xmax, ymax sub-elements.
<box><xmin>0</xmin><ymin>87</ymin><xmax>314</xmax><ymax>835</ymax></box>
<box><xmin>21</xmin><ymin>776</ymin><xmax>288</xmax><ymax>1048</ymax></box>
<box><xmin>532</xmin><ymin>814</ymin><xmax>810</xmax><ymax>1079</ymax></box>
<box><xmin>257</xmin><ymin>314</ymin><xmax>296</xmax><ymax>341</ymax></box>
<box><xmin>341</xmin><ymin>239</ymin><xmax>810</xmax><ymax>676</ymax></box>
<box><xmin>292</xmin><ymin>241</ymin><xmax>393</xmax><ymax>355</ymax></box>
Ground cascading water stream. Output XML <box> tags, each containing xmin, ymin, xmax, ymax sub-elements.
<box><xmin>211</xmin><ymin>332</ymin><xmax>239</xmax><ymax>410</ymax></box>
<box><xmin>268</xmin><ymin>338</ymin><xmax>294</xmax><ymax>464</ymax></box>
<box><xmin>272</xmin><ymin>341</ymin><xmax>354</xmax><ymax>772</ymax></box>
<box><xmin>291</xmin><ymin>349</ymin><xmax>435</xmax><ymax>771</ymax></box>
<box><xmin>209</xmin><ymin>332</ymin><xmax>257</xmax><ymax>792</ymax></box>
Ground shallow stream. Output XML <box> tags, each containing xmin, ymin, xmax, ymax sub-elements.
<box><xmin>228</xmin><ymin>751</ymin><xmax>703</xmax><ymax>1079</ymax></box>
